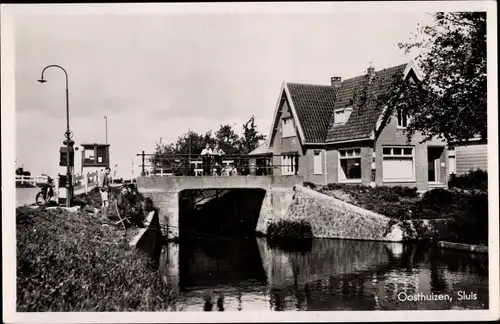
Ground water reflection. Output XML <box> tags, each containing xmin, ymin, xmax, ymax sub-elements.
<box><xmin>157</xmin><ymin>237</ymin><xmax>488</xmax><ymax>311</ymax></box>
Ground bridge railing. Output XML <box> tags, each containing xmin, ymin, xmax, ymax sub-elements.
<box><xmin>140</xmin><ymin>153</ymin><xmax>300</xmax><ymax>177</ymax></box>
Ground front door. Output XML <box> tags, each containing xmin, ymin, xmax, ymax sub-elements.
<box><xmin>428</xmin><ymin>147</ymin><xmax>444</xmax><ymax>183</ymax></box>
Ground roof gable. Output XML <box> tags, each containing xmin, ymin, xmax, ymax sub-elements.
<box><xmin>266</xmin><ymin>61</ymin><xmax>421</xmax><ymax>146</ymax></box>
<box><xmin>285</xmin><ymin>83</ymin><xmax>337</xmax><ymax>143</ymax></box>
<box><xmin>325</xmin><ymin>63</ymin><xmax>409</xmax><ymax>143</ymax></box>
<box><xmin>267</xmin><ymin>83</ymin><xmax>306</xmax><ymax>147</ymax></box>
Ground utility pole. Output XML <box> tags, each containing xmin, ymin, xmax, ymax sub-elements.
<box><xmin>136</xmin><ymin>151</ymin><xmax>146</xmax><ymax>176</ymax></box>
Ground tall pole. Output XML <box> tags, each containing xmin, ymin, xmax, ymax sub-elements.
<box><xmin>104</xmin><ymin>116</ymin><xmax>108</xmax><ymax>145</ymax></box>
<box><xmin>188</xmin><ymin>129</ymin><xmax>191</xmax><ymax>174</ymax></box>
<box><xmin>38</xmin><ymin>65</ymin><xmax>72</xmax><ymax>207</ymax></box>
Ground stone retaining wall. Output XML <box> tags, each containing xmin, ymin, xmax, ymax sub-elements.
<box><xmin>268</xmin><ymin>185</ymin><xmax>416</xmax><ymax>241</ymax></box>
<box><xmin>258</xmin><ymin>185</ymin><xmax>454</xmax><ymax>242</ymax></box>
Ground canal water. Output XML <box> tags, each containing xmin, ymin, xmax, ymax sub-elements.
<box><xmin>155</xmin><ymin>236</ymin><xmax>489</xmax><ymax>311</ymax></box>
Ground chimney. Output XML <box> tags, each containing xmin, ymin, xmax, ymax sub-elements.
<box><xmin>367</xmin><ymin>64</ymin><xmax>375</xmax><ymax>83</ymax></box>
<box><xmin>331</xmin><ymin>76</ymin><xmax>342</xmax><ymax>88</ymax></box>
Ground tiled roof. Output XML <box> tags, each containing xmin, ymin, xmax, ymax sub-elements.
<box><xmin>286</xmin><ymin>83</ymin><xmax>337</xmax><ymax>143</ymax></box>
<box><xmin>325</xmin><ymin>64</ymin><xmax>406</xmax><ymax>143</ymax></box>
<box><xmin>248</xmin><ymin>139</ymin><xmax>272</xmax><ymax>156</ymax></box>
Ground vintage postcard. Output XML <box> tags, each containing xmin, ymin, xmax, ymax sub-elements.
<box><xmin>1</xmin><ymin>2</ymin><xmax>498</xmax><ymax>323</ymax></box>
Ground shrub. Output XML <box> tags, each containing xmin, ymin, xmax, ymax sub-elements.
<box><xmin>16</xmin><ymin>207</ymin><xmax>176</xmax><ymax>311</ymax></box>
<box><xmin>303</xmin><ymin>181</ymin><xmax>317</xmax><ymax>189</ymax></box>
<box><xmin>267</xmin><ymin>220</ymin><xmax>313</xmax><ymax>240</ymax></box>
<box><xmin>448</xmin><ymin>169</ymin><xmax>488</xmax><ymax>191</ymax></box>
<box><xmin>447</xmin><ymin>192</ymin><xmax>489</xmax><ymax>245</ymax></box>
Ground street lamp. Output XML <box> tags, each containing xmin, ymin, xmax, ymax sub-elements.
<box><xmin>104</xmin><ymin>116</ymin><xmax>108</xmax><ymax>145</ymax></box>
<box><xmin>38</xmin><ymin>64</ymin><xmax>72</xmax><ymax>207</ymax></box>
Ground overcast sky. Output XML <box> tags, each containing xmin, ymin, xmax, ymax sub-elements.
<box><xmin>13</xmin><ymin>8</ymin><xmax>435</xmax><ymax>179</ymax></box>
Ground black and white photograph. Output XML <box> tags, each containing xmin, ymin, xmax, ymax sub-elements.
<box><xmin>1</xmin><ymin>2</ymin><xmax>499</xmax><ymax>323</ymax></box>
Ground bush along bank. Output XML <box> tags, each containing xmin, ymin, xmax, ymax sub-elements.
<box><xmin>309</xmin><ymin>182</ymin><xmax>488</xmax><ymax>246</ymax></box>
<box><xmin>16</xmin><ymin>206</ymin><xmax>176</xmax><ymax>311</ymax></box>
<box><xmin>448</xmin><ymin>169</ymin><xmax>488</xmax><ymax>192</ymax></box>
<box><xmin>266</xmin><ymin>219</ymin><xmax>314</xmax><ymax>251</ymax></box>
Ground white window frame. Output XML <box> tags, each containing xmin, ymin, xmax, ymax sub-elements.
<box><xmin>382</xmin><ymin>146</ymin><xmax>416</xmax><ymax>182</ymax></box>
<box><xmin>281</xmin><ymin>154</ymin><xmax>296</xmax><ymax>175</ymax></box>
<box><xmin>84</xmin><ymin>149</ymin><xmax>95</xmax><ymax>159</ymax></box>
<box><xmin>282</xmin><ymin>117</ymin><xmax>294</xmax><ymax>138</ymax></box>
<box><xmin>313</xmin><ymin>150</ymin><xmax>323</xmax><ymax>175</ymax></box>
<box><xmin>334</xmin><ymin>107</ymin><xmax>353</xmax><ymax>125</ymax></box>
<box><xmin>397</xmin><ymin>109</ymin><xmax>409</xmax><ymax>129</ymax></box>
<box><xmin>448</xmin><ymin>147</ymin><xmax>456</xmax><ymax>175</ymax></box>
<box><xmin>338</xmin><ymin>148</ymin><xmax>362</xmax><ymax>183</ymax></box>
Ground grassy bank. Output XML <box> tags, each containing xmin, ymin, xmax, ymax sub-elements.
<box><xmin>304</xmin><ymin>181</ymin><xmax>488</xmax><ymax>246</ymax></box>
<box><xmin>16</xmin><ymin>206</ymin><xmax>175</xmax><ymax>311</ymax></box>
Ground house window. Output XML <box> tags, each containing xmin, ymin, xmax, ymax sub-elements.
<box><xmin>313</xmin><ymin>151</ymin><xmax>323</xmax><ymax>175</ymax></box>
<box><xmin>281</xmin><ymin>154</ymin><xmax>297</xmax><ymax>175</ymax></box>
<box><xmin>397</xmin><ymin>109</ymin><xmax>408</xmax><ymax>128</ymax></box>
<box><xmin>334</xmin><ymin>107</ymin><xmax>353</xmax><ymax>125</ymax></box>
<box><xmin>282</xmin><ymin>118</ymin><xmax>294</xmax><ymax>138</ymax></box>
<box><xmin>339</xmin><ymin>148</ymin><xmax>361</xmax><ymax>181</ymax></box>
<box><xmin>84</xmin><ymin>149</ymin><xmax>95</xmax><ymax>162</ymax></box>
<box><xmin>382</xmin><ymin>146</ymin><xmax>415</xmax><ymax>182</ymax></box>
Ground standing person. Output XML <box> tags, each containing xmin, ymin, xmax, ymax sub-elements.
<box><xmin>99</xmin><ymin>167</ymin><xmax>111</xmax><ymax>219</ymax></box>
<box><xmin>201</xmin><ymin>143</ymin><xmax>212</xmax><ymax>176</ymax></box>
<box><xmin>213</xmin><ymin>144</ymin><xmax>225</xmax><ymax>176</ymax></box>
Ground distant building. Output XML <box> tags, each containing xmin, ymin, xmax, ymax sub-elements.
<box><xmin>248</xmin><ymin>139</ymin><xmax>273</xmax><ymax>175</ymax></box>
<box><xmin>447</xmin><ymin>137</ymin><xmax>487</xmax><ymax>176</ymax></box>
<box><xmin>80</xmin><ymin>143</ymin><xmax>110</xmax><ymax>175</ymax></box>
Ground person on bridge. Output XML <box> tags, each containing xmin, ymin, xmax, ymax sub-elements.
<box><xmin>117</xmin><ymin>185</ymin><xmax>145</xmax><ymax>228</ymax></box>
<box><xmin>99</xmin><ymin>167</ymin><xmax>111</xmax><ymax>219</ymax></box>
<box><xmin>212</xmin><ymin>145</ymin><xmax>225</xmax><ymax>176</ymax></box>
<box><xmin>201</xmin><ymin>143</ymin><xmax>213</xmax><ymax>176</ymax></box>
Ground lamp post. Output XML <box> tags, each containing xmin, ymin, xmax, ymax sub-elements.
<box><xmin>104</xmin><ymin>116</ymin><xmax>108</xmax><ymax>145</ymax></box>
<box><xmin>38</xmin><ymin>64</ymin><xmax>72</xmax><ymax>207</ymax></box>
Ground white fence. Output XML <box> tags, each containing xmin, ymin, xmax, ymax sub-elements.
<box><xmin>146</xmin><ymin>160</ymin><xmax>236</xmax><ymax>177</ymax></box>
<box><xmin>15</xmin><ymin>175</ymin><xmax>49</xmax><ymax>185</ymax></box>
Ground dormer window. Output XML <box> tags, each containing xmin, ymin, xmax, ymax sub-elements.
<box><xmin>397</xmin><ymin>109</ymin><xmax>409</xmax><ymax>128</ymax></box>
<box><xmin>334</xmin><ymin>107</ymin><xmax>353</xmax><ymax>125</ymax></box>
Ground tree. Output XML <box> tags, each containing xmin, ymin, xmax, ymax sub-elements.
<box><xmin>383</xmin><ymin>12</ymin><xmax>487</xmax><ymax>144</ymax></box>
<box><xmin>239</xmin><ymin>116</ymin><xmax>266</xmax><ymax>155</ymax></box>
<box><xmin>215</xmin><ymin>124</ymin><xmax>240</xmax><ymax>154</ymax></box>
<box><xmin>174</xmin><ymin>131</ymin><xmax>205</xmax><ymax>155</ymax></box>
<box><xmin>149</xmin><ymin>115</ymin><xmax>266</xmax><ymax>175</ymax></box>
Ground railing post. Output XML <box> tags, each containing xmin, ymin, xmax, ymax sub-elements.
<box><xmin>21</xmin><ymin>176</ymin><xmax>24</xmax><ymax>185</ymax></box>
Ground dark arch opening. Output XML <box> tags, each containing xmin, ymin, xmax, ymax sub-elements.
<box><xmin>177</xmin><ymin>188</ymin><xmax>268</xmax><ymax>290</ymax></box>
<box><xmin>178</xmin><ymin>188</ymin><xmax>266</xmax><ymax>241</ymax></box>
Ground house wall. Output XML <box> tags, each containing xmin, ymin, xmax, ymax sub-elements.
<box><xmin>303</xmin><ymin>148</ymin><xmax>327</xmax><ymax>185</ymax></box>
<box><xmin>375</xmin><ymin>113</ymin><xmax>447</xmax><ymax>191</ymax></box>
<box><xmin>270</xmin><ymin>99</ymin><xmax>304</xmax><ymax>176</ymax></box>
<box><xmin>302</xmin><ymin>142</ymin><xmax>373</xmax><ymax>186</ymax></box>
<box><xmin>455</xmin><ymin>143</ymin><xmax>488</xmax><ymax>175</ymax></box>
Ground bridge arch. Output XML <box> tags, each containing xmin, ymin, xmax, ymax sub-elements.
<box><xmin>137</xmin><ymin>175</ymin><xmax>302</xmax><ymax>239</ymax></box>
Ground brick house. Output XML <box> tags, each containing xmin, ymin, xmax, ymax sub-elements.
<box><xmin>251</xmin><ymin>61</ymin><xmax>450</xmax><ymax>192</ymax></box>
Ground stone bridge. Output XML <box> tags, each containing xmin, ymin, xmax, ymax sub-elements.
<box><xmin>137</xmin><ymin>175</ymin><xmax>303</xmax><ymax>239</ymax></box>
